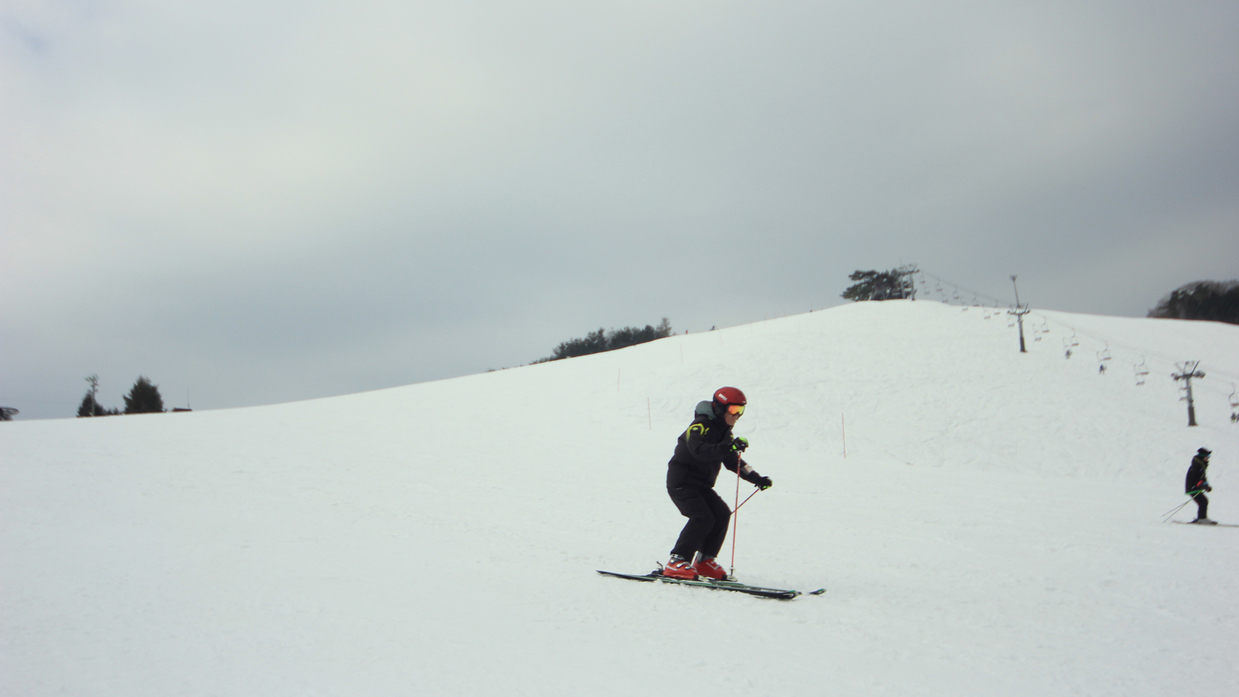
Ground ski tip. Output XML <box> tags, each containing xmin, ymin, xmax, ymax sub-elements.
<box><xmin>808</xmin><ymin>588</ymin><xmax>827</xmax><ymax>595</ymax></box>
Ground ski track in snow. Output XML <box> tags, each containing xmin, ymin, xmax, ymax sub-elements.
<box><xmin>3</xmin><ymin>301</ymin><xmax>1237</xmax><ymax>696</ymax></box>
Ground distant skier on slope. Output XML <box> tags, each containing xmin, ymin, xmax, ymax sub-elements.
<box><xmin>663</xmin><ymin>387</ymin><xmax>773</xmax><ymax>580</ymax></box>
<box><xmin>1185</xmin><ymin>447</ymin><xmax>1216</xmax><ymax>525</ymax></box>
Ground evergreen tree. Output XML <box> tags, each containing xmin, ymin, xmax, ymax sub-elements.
<box><xmin>77</xmin><ymin>391</ymin><xmax>104</xmax><ymax>417</ymax></box>
<box><xmin>76</xmin><ymin>393</ymin><xmax>120</xmax><ymax>417</ymax></box>
<box><xmin>842</xmin><ymin>270</ymin><xmax>878</xmax><ymax>301</ymax></box>
<box><xmin>841</xmin><ymin>270</ymin><xmax>893</xmax><ymax>301</ymax></box>
<box><xmin>842</xmin><ymin>268</ymin><xmax>915</xmax><ymax>301</ymax></box>
<box><xmin>77</xmin><ymin>374</ymin><xmax>121</xmax><ymax>416</ymax></box>
<box><xmin>123</xmin><ymin>376</ymin><xmax>165</xmax><ymax>414</ymax></box>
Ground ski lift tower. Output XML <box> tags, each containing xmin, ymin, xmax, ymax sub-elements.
<box><xmin>1009</xmin><ymin>275</ymin><xmax>1030</xmax><ymax>353</ymax></box>
<box><xmin>897</xmin><ymin>264</ymin><xmax>918</xmax><ymax>300</ymax></box>
<box><xmin>1173</xmin><ymin>361</ymin><xmax>1206</xmax><ymax>427</ymax></box>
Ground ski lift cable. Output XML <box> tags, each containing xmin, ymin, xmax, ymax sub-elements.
<box><xmin>911</xmin><ymin>271</ymin><xmax>1239</xmax><ymax>387</ymax></box>
<box><xmin>1025</xmin><ymin>310</ymin><xmax>1239</xmax><ymax>388</ymax></box>
<box><xmin>1029</xmin><ymin>310</ymin><xmax>1212</xmax><ymax>372</ymax></box>
<box><xmin>914</xmin><ymin>270</ymin><xmax>1008</xmax><ymax>307</ymax></box>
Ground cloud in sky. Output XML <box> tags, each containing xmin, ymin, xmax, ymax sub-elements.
<box><xmin>3</xmin><ymin>1</ymin><xmax>1238</xmax><ymax>419</ymax></box>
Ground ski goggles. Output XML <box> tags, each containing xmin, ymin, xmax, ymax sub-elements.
<box><xmin>726</xmin><ymin>404</ymin><xmax>745</xmax><ymax>416</ymax></box>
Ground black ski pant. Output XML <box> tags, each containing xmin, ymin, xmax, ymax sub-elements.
<box><xmin>1193</xmin><ymin>492</ymin><xmax>1209</xmax><ymax>520</ymax></box>
<box><xmin>668</xmin><ymin>485</ymin><xmax>731</xmax><ymax>560</ymax></box>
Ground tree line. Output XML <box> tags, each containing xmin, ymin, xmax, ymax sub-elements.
<box><xmin>538</xmin><ymin>318</ymin><xmax>673</xmax><ymax>362</ymax></box>
<box><xmin>78</xmin><ymin>375</ymin><xmax>166</xmax><ymax>417</ymax></box>
<box><xmin>1147</xmin><ymin>280</ymin><xmax>1239</xmax><ymax>325</ymax></box>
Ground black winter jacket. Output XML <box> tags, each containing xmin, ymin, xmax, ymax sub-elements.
<box><xmin>667</xmin><ymin>401</ymin><xmax>765</xmax><ymax>489</ymax></box>
<box><xmin>1186</xmin><ymin>454</ymin><xmax>1211</xmax><ymax>493</ymax></box>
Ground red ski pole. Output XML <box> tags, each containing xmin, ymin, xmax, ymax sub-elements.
<box><xmin>730</xmin><ymin>458</ymin><xmax>741</xmax><ymax>576</ymax></box>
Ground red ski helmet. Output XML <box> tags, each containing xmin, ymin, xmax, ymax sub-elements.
<box><xmin>713</xmin><ymin>386</ymin><xmax>747</xmax><ymax>417</ymax></box>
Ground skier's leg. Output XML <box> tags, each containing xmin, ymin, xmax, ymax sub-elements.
<box><xmin>698</xmin><ymin>488</ymin><xmax>733</xmax><ymax>559</ymax></box>
<box><xmin>1195</xmin><ymin>492</ymin><xmax>1209</xmax><ymax>520</ymax></box>
<box><xmin>668</xmin><ymin>487</ymin><xmax>716</xmax><ymax>559</ymax></box>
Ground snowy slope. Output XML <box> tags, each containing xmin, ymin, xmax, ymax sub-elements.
<box><xmin>3</xmin><ymin>301</ymin><xmax>1238</xmax><ymax>696</ymax></box>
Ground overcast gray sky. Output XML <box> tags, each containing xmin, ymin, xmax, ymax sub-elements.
<box><xmin>3</xmin><ymin>1</ymin><xmax>1237</xmax><ymax>420</ymax></box>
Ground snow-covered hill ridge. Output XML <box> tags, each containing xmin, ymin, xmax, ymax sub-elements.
<box><xmin>6</xmin><ymin>300</ymin><xmax>1238</xmax><ymax>491</ymax></box>
<box><xmin>3</xmin><ymin>300</ymin><xmax>1238</xmax><ymax>697</ymax></box>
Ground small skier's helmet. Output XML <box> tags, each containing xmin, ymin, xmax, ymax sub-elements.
<box><xmin>713</xmin><ymin>386</ymin><xmax>747</xmax><ymax>417</ymax></box>
<box><xmin>1198</xmin><ymin>447</ymin><xmax>1212</xmax><ymax>457</ymax></box>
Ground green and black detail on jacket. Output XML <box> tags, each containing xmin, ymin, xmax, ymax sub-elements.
<box><xmin>667</xmin><ymin>401</ymin><xmax>764</xmax><ymax>489</ymax></box>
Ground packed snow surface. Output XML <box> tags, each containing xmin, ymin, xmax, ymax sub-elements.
<box><xmin>3</xmin><ymin>301</ymin><xmax>1238</xmax><ymax>696</ymax></box>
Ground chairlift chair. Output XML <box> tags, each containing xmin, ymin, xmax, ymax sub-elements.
<box><xmin>1097</xmin><ymin>343</ymin><xmax>1112</xmax><ymax>362</ymax></box>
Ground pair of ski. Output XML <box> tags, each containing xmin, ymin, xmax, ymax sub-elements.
<box><xmin>597</xmin><ymin>568</ymin><xmax>824</xmax><ymax>600</ymax></box>
<box><xmin>1172</xmin><ymin>520</ymin><xmax>1239</xmax><ymax>527</ymax></box>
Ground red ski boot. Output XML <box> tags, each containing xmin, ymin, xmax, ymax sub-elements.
<box><xmin>663</xmin><ymin>555</ymin><xmax>697</xmax><ymax>579</ymax></box>
<box><xmin>694</xmin><ymin>557</ymin><xmax>730</xmax><ymax>581</ymax></box>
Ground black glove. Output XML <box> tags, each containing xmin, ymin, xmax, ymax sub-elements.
<box><xmin>754</xmin><ymin>476</ymin><xmax>772</xmax><ymax>491</ymax></box>
<box><xmin>1206</xmin><ymin>485</ymin><xmax>1213</xmax><ymax>492</ymax></box>
<box><xmin>730</xmin><ymin>437</ymin><xmax>749</xmax><ymax>453</ymax></box>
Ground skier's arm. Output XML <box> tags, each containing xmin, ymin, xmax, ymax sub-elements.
<box><xmin>683</xmin><ymin>422</ymin><xmax>736</xmax><ymax>462</ymax></box>
<box><xmin>725</xmin><ymin>457</ymin><xmax>772</xmax><ymax>489</ymax></box>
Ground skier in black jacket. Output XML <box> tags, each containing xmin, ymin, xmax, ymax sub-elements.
<box><xmin>1185</xmin><ymin>447</ymin><xmax>1215</xmax><ymax>524</ymax></box>
<box><xmin>664</xmin><ymin>387</ymin><xmax>772</xmax><ymax>580</ymax></box>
